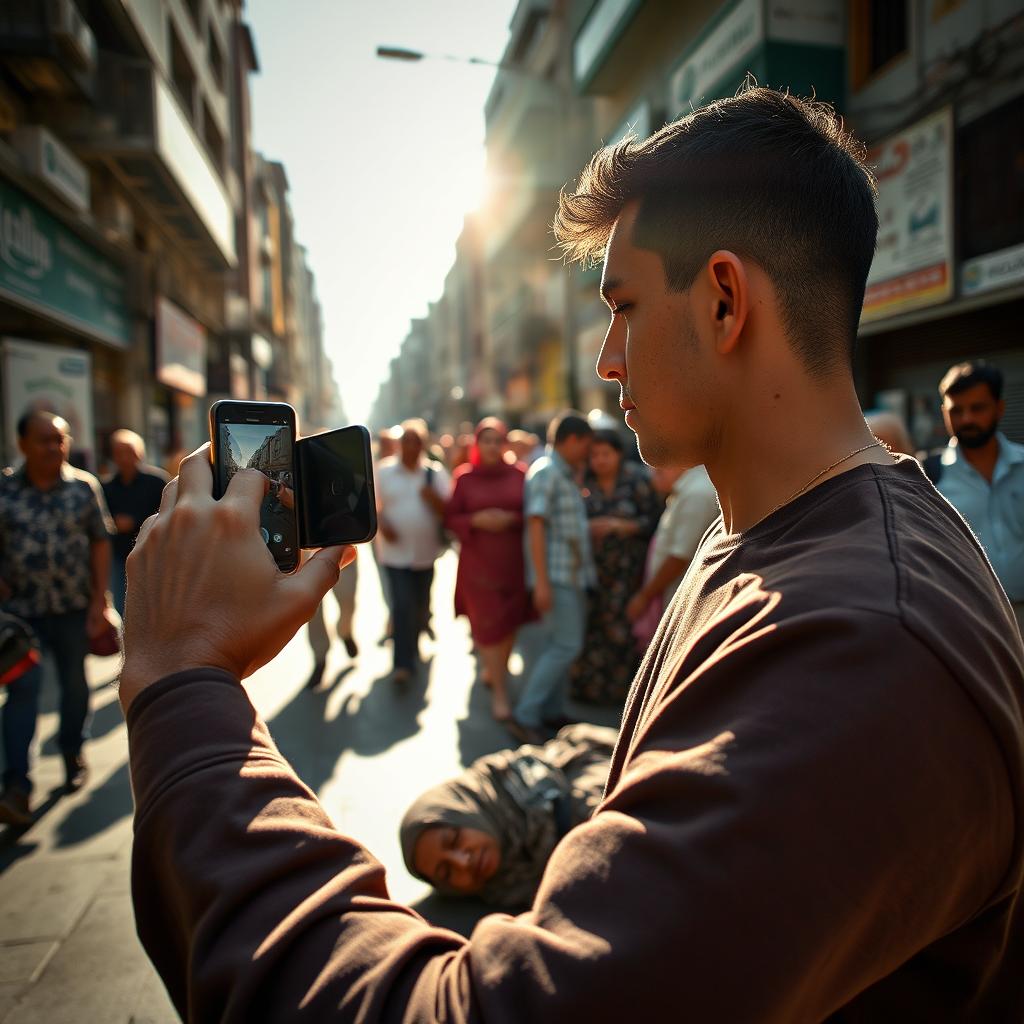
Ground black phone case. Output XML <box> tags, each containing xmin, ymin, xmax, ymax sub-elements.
<box><xmin>295</xmin><ymin>426</ymin><xmax>378</xmax><ymax>548</ymax></box>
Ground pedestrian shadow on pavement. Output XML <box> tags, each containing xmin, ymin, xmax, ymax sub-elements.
<box><xmin>269</xmin><ymin>659</ymin><xmax>431</xmax><ymax>798</ymax></box>
<box><xmin>55</xmin><ymin>760</ymin><xmax>133</xmax><ymax>849</ymax></box>
<box><xmin>40</xmin><ymin>689</ymin><xmax>126</xmax><ymax>756</ymax></box>
<box><xmin>456</xmin><ymin>677</ymin><xmax>518</xmax><ymax>768</ymax></box>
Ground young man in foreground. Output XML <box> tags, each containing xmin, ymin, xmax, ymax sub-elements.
<box><xmin>120</xmin><ymin>89</ymin><xmax>1024</xmax><ymax>1021</ymax></box>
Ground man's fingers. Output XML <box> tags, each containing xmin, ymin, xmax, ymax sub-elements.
<box><xmin>288</xmin><ymin>546</ymin><xmax>354</xmax><ymax>610</ymax></box>
<box><xmin>177</xmin><ymin>444</ymin><xmax>214</xmax><ymax>503</ymax></box>
<box><xmin>158</xmin><ymin>478</ymin><xmax>178</xmax><ymax>516</ymax></box>
<box><xmin>134</xmin><ymin>511</ymin><xmax>160</xmax><ymax>550</ymax></box>
<box><xmin>224</xmin><ymin>468</ymin><xmax>269</xmax><ymax>516</ymax></box>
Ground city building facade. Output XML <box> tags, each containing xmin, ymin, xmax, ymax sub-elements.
<box><xmin>373</xmin><ymin>0</ymin><xmax>1023</xmax><ymax>447</ymax></box>
<box><xmin>0</xmin><ymin>0</ymin><xmax>339</xmax><ymax>472</ymax></box>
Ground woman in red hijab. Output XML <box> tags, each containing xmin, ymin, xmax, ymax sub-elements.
<box><xmin>445</xmin><ymin>418</ymin><xmax>534</xmax><ymax>722</ymax></box>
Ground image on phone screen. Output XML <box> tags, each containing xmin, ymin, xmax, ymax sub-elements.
<box><xmin>217</xmin><ymin>420</ymin><xmax>298</xmax><ymax>565</ymax></box>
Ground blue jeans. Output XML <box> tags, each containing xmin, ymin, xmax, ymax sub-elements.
<box><xmin>2</xmin><ymin>660</ymin><xmax>42</xmax><ymax>794</ymax></box>
<box><xmin>27</xmin><ymin>612</ymin><xmax>91</xmax><ymax>761</ymax></box>
<box><xmin>385</xmin><ymin>566</ymin><xmax>434</xmax><ymax>673</ymax></box>
<box><xmin>515</xmin><ymin>585</ymin><xmax>586</xmax><ymax>728</ymax></box>
<box><xmin>110</xmin><ymin>556</ymin><xmax>128</xmax><ymax>623</ymax></box>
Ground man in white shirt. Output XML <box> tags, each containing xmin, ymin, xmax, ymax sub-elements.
<box><xmin>935</xmin><ymin>361</ymin><xmax>1024</xmax><ymax>633</ymax></box>
<box><xmin>375</xmin><ymin>419</ymin><xmax>450</xmax><ymax>682</ymax></box>
<box><xmin>626</xmin><ymin>464</ymin><xmax>719</xmax><ymax>637</ymax></box>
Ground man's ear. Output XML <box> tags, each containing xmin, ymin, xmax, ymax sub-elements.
<box><xmin>704</xmin><ymin>251</ymin><xmax>749</xmax><ymax>356</ymax></box>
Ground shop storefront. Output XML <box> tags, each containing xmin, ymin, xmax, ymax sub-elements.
<box><xmin>0</xmin><ymin>170</ymin><xmax>133</xmax><ymax>470</ymax></box>
<box><xmin>152</xmin><ymin>294</ymin><xmax>208</xmax><ymax>462</ymax></box>
<box><xmin>858</xmin><ymin>94</ymin><xmax>1024</xmax><ymax>448</ymax></box>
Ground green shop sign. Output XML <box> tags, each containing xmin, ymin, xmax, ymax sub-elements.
<box><xmin>0</xmin><ymin>175</ymin><xmax>131</xmax><ymax>348</ymax></box>
<box><xmin>669</xmin><ymin>0</ymin><xmax>845</xmax><ymax>117</ymax></box>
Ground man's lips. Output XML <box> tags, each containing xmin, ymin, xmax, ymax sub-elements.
<box><xmin>619</xmin><ymin>396</ymin><xmax>636</xmax><ymax>411</ymax></box>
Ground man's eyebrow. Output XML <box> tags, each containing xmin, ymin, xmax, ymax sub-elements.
<box><xmin>600</xmin><ymin>277</ymin><xmax>623</xmax><ymax>306</ymax></box>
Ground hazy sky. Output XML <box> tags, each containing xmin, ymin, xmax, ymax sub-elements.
<box><xmin>247</xmin><ymin>0</ymin><xmax>518</xmax><ymax>424</ymax></box>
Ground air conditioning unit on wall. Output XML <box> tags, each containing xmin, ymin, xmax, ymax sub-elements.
<box><xmin>48</xmin><ymin>0</ymin><xmax>97</xmax><ymax>73</ymax></box>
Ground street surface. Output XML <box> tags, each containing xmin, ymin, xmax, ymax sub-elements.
<box><xmin>0</xmin><ymin>550</ymin><xmax>618</xmax><ymax>1022</ymax></box>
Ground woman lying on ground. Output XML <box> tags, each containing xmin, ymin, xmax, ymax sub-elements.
<box><xmin>399</xmin><ymin>723</ymin><xmax>617</xmax><ymax>909</ymax></box>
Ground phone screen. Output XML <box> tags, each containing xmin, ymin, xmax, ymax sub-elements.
<box><xmin>297</xmin><ymin>425</ymin><xmax>377</xmax><ymax>547</ymax></box>
<box><xmin>213</xmin><ymin>404</ymin><xmax>299</xmax><ymax>572</ymax></box>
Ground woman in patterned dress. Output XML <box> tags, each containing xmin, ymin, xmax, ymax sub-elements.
<box><xmin>570</xmin><ymin>429</ymin><xmax>663</xmax><ymax>705</ymax></box>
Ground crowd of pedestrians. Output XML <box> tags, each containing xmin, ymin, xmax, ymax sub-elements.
<box><xmin>2</xmin><ymin>353</ymin><xmax>1022</xmax><ymax>836</ymax></box>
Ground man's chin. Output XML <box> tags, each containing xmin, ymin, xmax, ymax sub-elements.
<box><xmin>956</xmin><ymin>428</ymin><xmax>997</xmax><ymax>450</ymax></box>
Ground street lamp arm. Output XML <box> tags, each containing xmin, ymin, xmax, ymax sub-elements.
<box><xmin>375</xmin><ymin>46</ymin><xmax>520</xmax><ymax>74</ymax></box>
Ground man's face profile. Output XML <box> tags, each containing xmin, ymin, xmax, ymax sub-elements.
<box><xmin>597</xmin><ymin>202</ymin><xmax>706</xmax><ymax>470</ymax></box>
<box><xmin>943</xmin><ymin>383</ymin><xmax>1003</xmax><ymax>450</ymax></box>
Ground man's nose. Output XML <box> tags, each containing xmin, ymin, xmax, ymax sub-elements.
<box><xmin>596</xmin><ymin>319</ymin><xmax>625</xmax><ymax>382</ymax></box>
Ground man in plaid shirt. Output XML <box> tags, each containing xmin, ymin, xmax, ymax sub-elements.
<box><xmin>509</xmin><ymin>412</ymin><xmax>595</xmax><ymax>744</ymax></box>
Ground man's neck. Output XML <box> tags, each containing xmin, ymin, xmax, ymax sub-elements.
<box><xmin>709</xmin><ymin>376</ymin><xmax>891</xmax><ymax>534</ymax></box>
<box><xmin>26</xmin><ymin>464</ymin><xmax>62</xmax><ymax>491</ymax></box>
<box><xmin>960</xmin><ymin>435</ymin><xmax>1000</xmax><ymax>483</ymax></box>
<box><xmin>400</xmin><ymin>456</ymin><xmax>421</xmax><ymax>471</ymax></box>
<box><xmin>120</xmin><ymin>466</ymin><xmax>139</xmax><ymax>484</ymax></box>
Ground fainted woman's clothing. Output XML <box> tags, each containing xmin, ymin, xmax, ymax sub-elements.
<box><xmin>399</xmin><ymin>724</ymin><xmax>617</xmax><ymax>909</ymax></box>
<box><xmin>445</xmin><ymin>458</ymin><xmax>535</xmax><ymax>646</ymax></box>
<box><xmin>571</xmin><ymin>461</ymin><xmax>663</xmax><ymax>705</ymax></box>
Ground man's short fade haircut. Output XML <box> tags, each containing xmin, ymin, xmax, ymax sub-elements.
<box><xmin>939</xmin><ymin>360</ymin><xmax>1003</xmax><ymax>402</ymax></box>
<box><xmin>548</xmin><ymin>411</ymin><xmax>593</xmax><ymax>446</ymax></box>
<box><xmin>553</xmin><ymin>85</ymin><xmax>879</xmax><ymax>379</ymax></box>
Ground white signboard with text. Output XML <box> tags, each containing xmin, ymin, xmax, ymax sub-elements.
<box><xmin>863</xmin><ymin>107</ymin><xmax>954</xmax><ymax>322</ymax></box>
<box><xmin>2</xmin><ymin>337</ymin><xmax>94</xmax><ymax>469</ymax></box>
<box><xmin>961</xmin><ymin>242</ymin><xmax>1024</xmax><ymax>297</ymax></box>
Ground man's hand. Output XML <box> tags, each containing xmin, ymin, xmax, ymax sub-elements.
<box><xmin>625</xmin><ymin>591</ymin><xmax>650</xmax><ymax>624</ymax></box>
<box><xmin>118</xmin><ymin>444</ymin><xmax>353</xmax><ymax>712</ymax></box>
<box><xmin>115</xmin><ymin>514</ymin><xmax>135</xmax><ymax>534</ymax></box>
<box><xmin>87</xmin><ymin>596</ymin><xmax>110</xmax><ymax>639</ymax></box>
<box><xmin>379</xmin><ymin>515</ymin><xmax>398</xmax><ymax>543</ymax></box>
<box><xmin>532</xmin><ymin>578</ymin><xmax>553</xmax><ymax>616</ymax></box>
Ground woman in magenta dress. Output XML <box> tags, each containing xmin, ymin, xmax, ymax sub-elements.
<box><xmin>445</xmin><ymin>418</ymin><xmax>534</xmax><ymax>722</ymax></box>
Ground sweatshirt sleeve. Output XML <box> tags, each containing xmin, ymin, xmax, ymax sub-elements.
<box><xmin>127</xmin><ymin>608</ymin><xmax>1013</xmax><ymax>1023</ymax></box>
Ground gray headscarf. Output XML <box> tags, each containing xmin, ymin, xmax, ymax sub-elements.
<box><xmin>400</xmin><ymin>724</ymin><xmax>618</xmax><ymax>909</ymax></box>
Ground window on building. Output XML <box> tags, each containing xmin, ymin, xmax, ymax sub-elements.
<box><xmin>850</xmin><ymin>0</ymin><xmax>909</xmax><ymax>88</ymax></box>
<box><xmin>958</xmin><ymin>94</ymin><xmax>1024</xmax><ymax>261</ymax></box>
<box><xmin>202</xmin><ymin>99</ymin><xmax>225</xmax><ymax>174</ymax></box>
<box><xmin>184</xmin><ymin>0</ymin><xmax>203</xmax><ymax>30</ymax></box>
<box><xmin>208</xmin><ymin>25</ymin><xmax>225</xmax><ymax>91</ymax></box>
<box><xmin>169</xmin><ymin>23</ymin><xmax>196</xmax><ymax>117</ymax></box>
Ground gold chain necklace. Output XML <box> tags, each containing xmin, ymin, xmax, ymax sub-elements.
<box><xmin>748</xmin><ymin>441</ymin><xmax>884</xmax><ymax>531</ymax></box>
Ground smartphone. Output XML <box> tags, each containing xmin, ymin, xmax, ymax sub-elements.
<box><xmin>296</xmin><ymin>425</ymin><xmax>377</xmax><ymax>547</ymax></box>
<box><xmin>209</xmin><ymin>400</ymin><xmax>300</xmax><ymax>573</ymax></box>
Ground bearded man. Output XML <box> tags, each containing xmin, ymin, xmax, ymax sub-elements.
<box><xmin>935</xmin><ymin>360</ymin><xmax>1024</xmax><ymax>631</ymax></box>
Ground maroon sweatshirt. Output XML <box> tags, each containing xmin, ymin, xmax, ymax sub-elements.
<box><xmin>128</xmin><ymin>459</ymin><xmax>1024</xmax><ymax>1021</ymax></box>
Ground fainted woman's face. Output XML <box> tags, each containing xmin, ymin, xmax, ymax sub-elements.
<box><xmin>476</xmin><ymin>428</ymin><xmax>504</xmax><ymax>466</ymax></box>
<box><xmin>413</xmin><ymin>824</ymin><xmax>501</xmax><ymax>895</ymax></box>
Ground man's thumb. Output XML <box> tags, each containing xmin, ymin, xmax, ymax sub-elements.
<box><xmin>291</xmin><ymin>546</ymin><xmax>354</xmax><ymax>607</ymax></box>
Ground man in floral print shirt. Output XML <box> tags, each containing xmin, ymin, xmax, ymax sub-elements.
<box><xmin>0</xmin><ymin>410</ymin><xmax>114</xmax><ymax>822</ymax></box>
